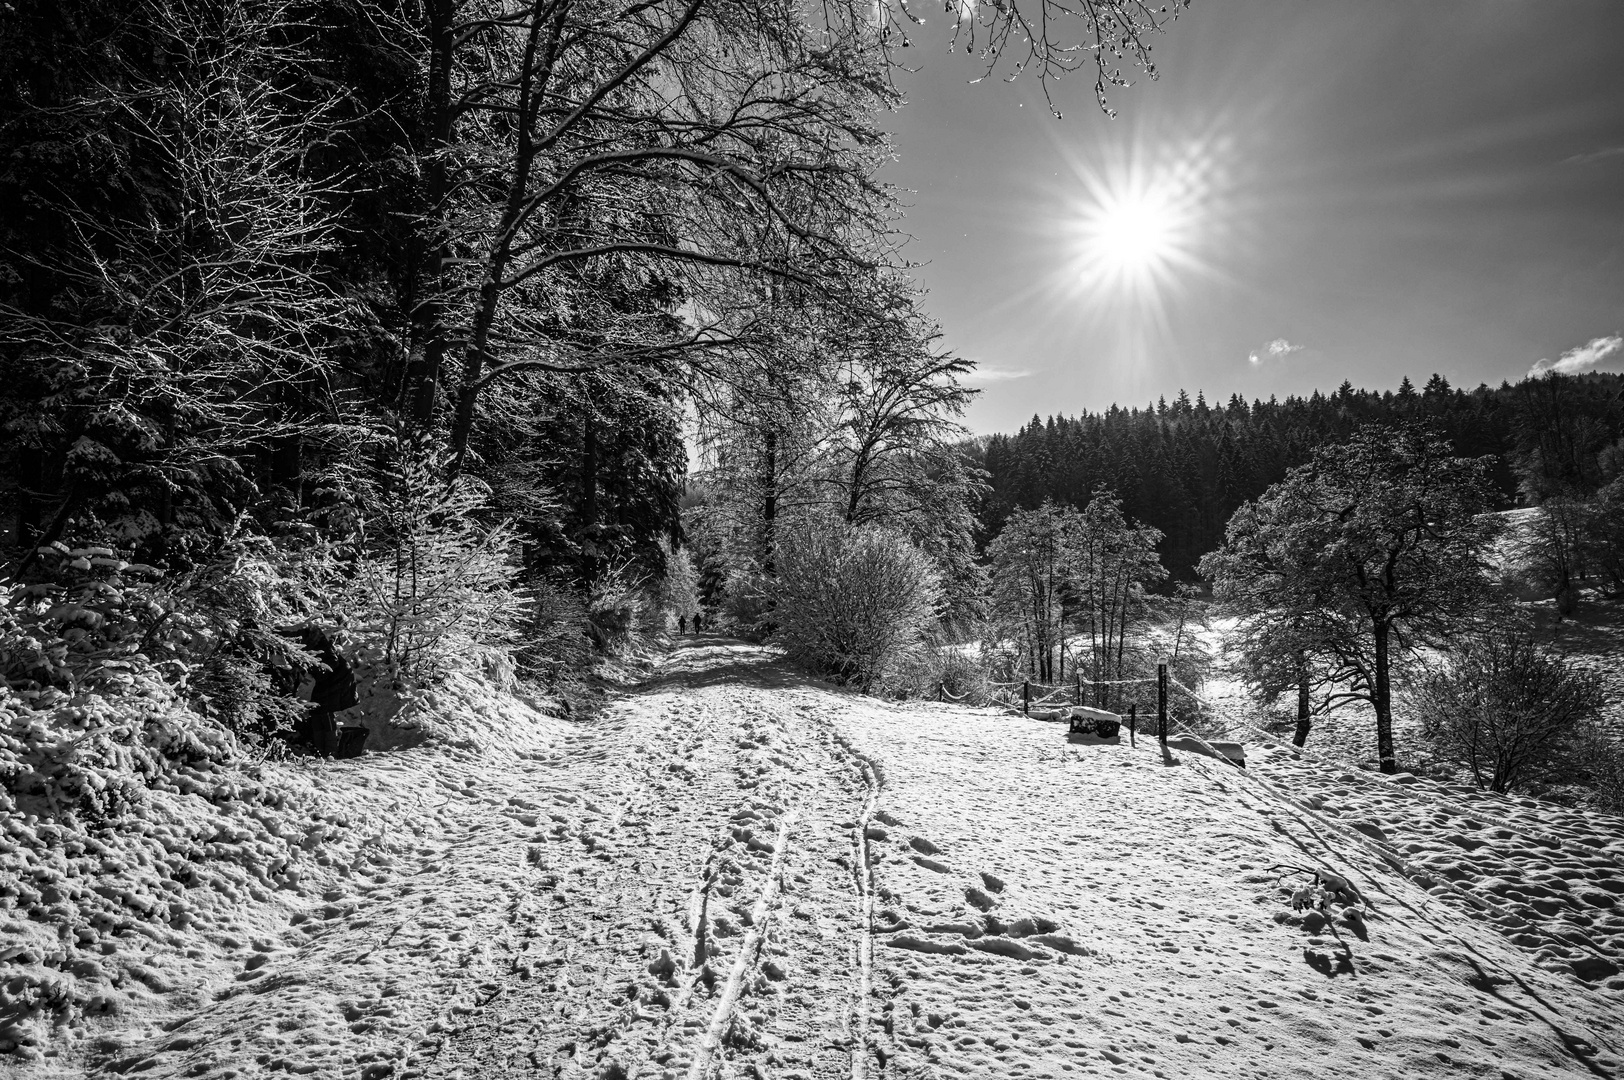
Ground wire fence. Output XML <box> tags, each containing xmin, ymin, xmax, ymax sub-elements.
<box><xmin>955</xmin><ymin>669</ymin><xmax>1311</xmax><ymax>760</ymax></box>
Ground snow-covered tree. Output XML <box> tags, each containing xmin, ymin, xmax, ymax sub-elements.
<box><xmin>1201</xmin><ymin>423</ymin><xmax>1502</xmax><ymax>773</ymax></box>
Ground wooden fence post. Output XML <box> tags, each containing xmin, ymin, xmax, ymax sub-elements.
<box><xmin>1129</xmin><ymin>704</ymin><xmax>1136</xmax><ymax>747</ymax></box>
<box><xmin>1157</xmin><ymin>664</ymin><xmax>1168</xmax><ymax>745</ymax></box>
<box><xmin>1022</xmin><ymin>681</ymin><xmax>1030</xmax><ymax>715</ymax></box>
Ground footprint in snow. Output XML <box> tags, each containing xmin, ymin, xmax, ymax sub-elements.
<box><xmin>964</xmin><ymin>885</ymin><xmax>996</xmax><ymax>912</ymax></box>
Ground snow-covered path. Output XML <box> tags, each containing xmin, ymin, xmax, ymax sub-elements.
<box><xmin>424</xmin><ymin>641</ymin><xmax>882</xmax><ymax>1080</ymax></box>
<box><xmin>77</xmin><ymin>639</ymin><xmax>1624</xmax><ymax>1080</ymax></box>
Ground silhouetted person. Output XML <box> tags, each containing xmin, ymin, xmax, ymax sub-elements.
<box><xmin>280</xmin><ymin>625</ymin><xmax>357</xmax><ymax>756</ymax></box>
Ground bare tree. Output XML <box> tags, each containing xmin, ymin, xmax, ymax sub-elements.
<box><xmin>395</xmin><ymin>0</ymin><xmax>908</xmax><ymax>475</ymax></box>
<box><xmin>1066</xmin><ymin>486</ymin><xmax>1166</xmax><ymax>707</ymax></box>
<box><xmin>1513</xmin><ymin>496</ymin><xmax>1591</xmax><ymax>618</ymax></box>
<box><xmin>988</xmin><ymin>502</ymin><xmax>1071</xmax><ymax>682</ymax></box>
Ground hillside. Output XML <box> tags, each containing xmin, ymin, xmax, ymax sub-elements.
<box><xmin>14</xmin><ymin>639</ymin><xmax>1622</xmax><ymax>1079</ymax></box>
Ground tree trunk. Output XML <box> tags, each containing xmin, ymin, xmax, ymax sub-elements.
<box><xmin>15</xmin><ymin>484</ymin><xmax>79</xmax><ymax>574</ymax></box>
<box><xmin>404</xmin><ymin>0</ymin><xmax>456</xmax><ymax>425</ymax></box>
<box><xmin>580</xmin><ymin>414</ymin><xmax>600</xmax><ymax>586</ymax></box>
<box><xmin>1373</xmin><ymin>618</ymin><xmax>1397</xmax><ymax>773</ymax></box>
<box><xmin>14</xmin><ymin>446</ymin><xmax>44</xmax><ymax>551</ymax></box>
<box><xmin>1294</xmin><ymin>670</ymin><xmax>1312</xmax><ymax>748</ymax></box>
<box><xmin>845</xmin><ymin>448</ymin><xmax>866</xmax><ymax>524</ymax></box>
<box><xmin>270</xmin><ymin>432</ymin><xmax>302</xmax><ymax>497</ymax></box>
<box><xmin>1114</xmin><ymin>573</ymin><xmax>1130</xmax><ymax>711</ymax></box>
<box><xmin>448</xmin><ymin>277</ymin><xmax>499</xmax><ymax>470</ymax></box>
<box><xmin>762</xmin><ymin>429</ymin><xmax>777</xmax><ymax>576</ymax></box>
<box><xmin>447</xmin><ymin>8</ymin><xmax>560</xmax><ymax>474</ymax></box>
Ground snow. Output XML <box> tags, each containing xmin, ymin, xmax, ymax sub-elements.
<box><xmin>8</xmin><ymin>638</ymin><xmax>1624</xmax><ymax>1078</ymax></box>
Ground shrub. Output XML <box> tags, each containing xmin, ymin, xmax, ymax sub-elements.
<box><xmin>516</xmin><ymin>577</ymin><xmax>592</xmax><ymax>681</ymax></box>
<box><xmin>585</xmin><ymin>557</ymin><xmax>651</xmax><ymax>653</ymax></box>
<box><xmin>1411</xmin><ymin>631</ymin><xmax>1603</xmax><ymax>793</ymax></box>
<box><xmin>1585</xmin><ymin>477</ymin><xmax>1624</xmax><ymax>596</ymax></box>
<box><xmin>1557</xmin><ymin>723</ymin><xmax>1624</xmax><ymax>815</ymax></box>
<box><xmin>893</xmin><ymin>642</ymin><xmax>993</xmax><ymax>703</ymax></box>
<box><xmin>1593</xmin><ymin>739</ymin><xmax>1624</xmax><ymax>815</ymax></box>
<box><xmin>345</xmin><ymin>431</ymin><xmax>528</xmax><ymax>688</ymax></box>
<box><xmin>4</xmin><ymin>531</ymin><xmax>323</xmax><ymax>750</ymax></box>
<box><xmin>772</xmin><ymin>522</ymin><xmax>941</xmax><ymax>693</ymax></box>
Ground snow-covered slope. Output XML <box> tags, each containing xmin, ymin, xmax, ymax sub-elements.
<box><xmin>19</xmin><ymin>640</ymin><xmax>1623</xmax><ymax>1079</ymax></box>
<box><xmin>1</xmin><ymin>669</ymin><xmax>575</xmax><ymax>1076</ymax></box>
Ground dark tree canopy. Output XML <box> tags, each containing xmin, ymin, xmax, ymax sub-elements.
<box><xmin>972</xmin><ymin>372</ymin><xmax>1624</xmax><ymax>582</ymax></box>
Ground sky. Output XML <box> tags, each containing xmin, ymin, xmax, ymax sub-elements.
<box><xmin>879</xmin><ymin>0</ymin><xmax>1624</xmax><ymax>435</ymax></box>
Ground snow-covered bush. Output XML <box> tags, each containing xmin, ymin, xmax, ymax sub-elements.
<box><xmin>772</xmin><ymin>521</ymin><xmax>941</xmax><ymax>693</ymax></box>
<box><xmin>4</xmin><ymin>535</ymin><xmax>321</xmax><ymax>750</ymax></box>
<box><xmin>585</xmin><ymin>557</ymin><xmax>652</xmax><ymax>652</ymax></box>
<box><xmin>1411</xmin><ymin>631</ymin><xmax>1603</xmax><ymax>793</ymax></box>
<box><xmin>2</xmin><ymin>545</ymin><xmax>166</xmax><ymax>698</ymax></box>
<box><xmin>891</xmin><ymin>642</ymin><xmax>992</xmax><ymax>703</ymax></box>
<box><xmin>346</xmin><ymin>431</ymin><xmax>528</xmax><ymax>688</ymax></box>
<box><xmin>1561</xmin><ymin>724</ymin><xmax>1624</xmax><ymax>815</ymax></box>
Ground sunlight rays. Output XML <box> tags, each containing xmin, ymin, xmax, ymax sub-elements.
<box><xmin>1061</xmin><ymin>131</ymin><xmax>1227</xmax><ymax>325</ymax></box>
<box><xmin>971</xmin><ymin>118</ymin><xmax>1249</xmax><ymax>389</ymax></box>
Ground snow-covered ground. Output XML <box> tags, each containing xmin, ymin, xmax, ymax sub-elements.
<box><xmin>11</xmin><ymin>639</ymin><xmax>1624</xmax><ymax>1078</ymax></box>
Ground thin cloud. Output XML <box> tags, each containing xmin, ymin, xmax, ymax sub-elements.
<box><xmin>1529</xmin><ymin>334</ymin><xmax>1624</xmax><ymax>378</ymax></box>
<box><xmin>1562</xmin><ymin>145</ymin><xmax>1624</xmax><ymax>166</ymax></box>
<box><xmin>964</xmin><ymin>364</ymin><xmax>1034</xmax><ymax>385</ymax></box>
<box><xmin>1247</xmin><ymin>338</ymin><xmax>1304</xmax><ymax>365</ymax></box>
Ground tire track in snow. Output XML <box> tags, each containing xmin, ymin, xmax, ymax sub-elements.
<box><xmin>684</xmin><ymin>812</ymin><xmax>795</xmax><ymax>1080</ymax></box>
<box><xmin>821</xmin><ymin>722</ymin><xmax>885</xmax><ymax>1080</ymax></box>
<box><xmin>848</xmin><ymin>754</ymin><xmax>881</xmax><ymax>1080</ymax></box>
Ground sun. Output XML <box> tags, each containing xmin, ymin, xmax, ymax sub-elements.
<box><xmin>1056</xmin><ymin>134</ymin><xmax>1223</xmax><ymax>319</ymax></box>
<box><xmin>1090</xmin><ymin>191</ymin><xmax>1177</xmax><ymax>276</ymax></box>
<box><xmin>1073</xmin><ymin>176</ymin><xmax>1194</xmax><ymax>300</ymax></box>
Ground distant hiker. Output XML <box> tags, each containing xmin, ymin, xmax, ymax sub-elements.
<box><xmin>693</xmin><ymin>612</ymin><xmax>704</xmax><ymax>633</ymax></box>
<box><xmin>679</xmin><ymin>614</ymin><xmax>688</xmax><ymax>634</ymax></box>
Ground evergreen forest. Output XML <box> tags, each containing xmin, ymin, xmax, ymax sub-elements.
<box><xmin>971</xmin><ymin>372</ymin><xmax>1624</xmax><ymax>582</ymax></box>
